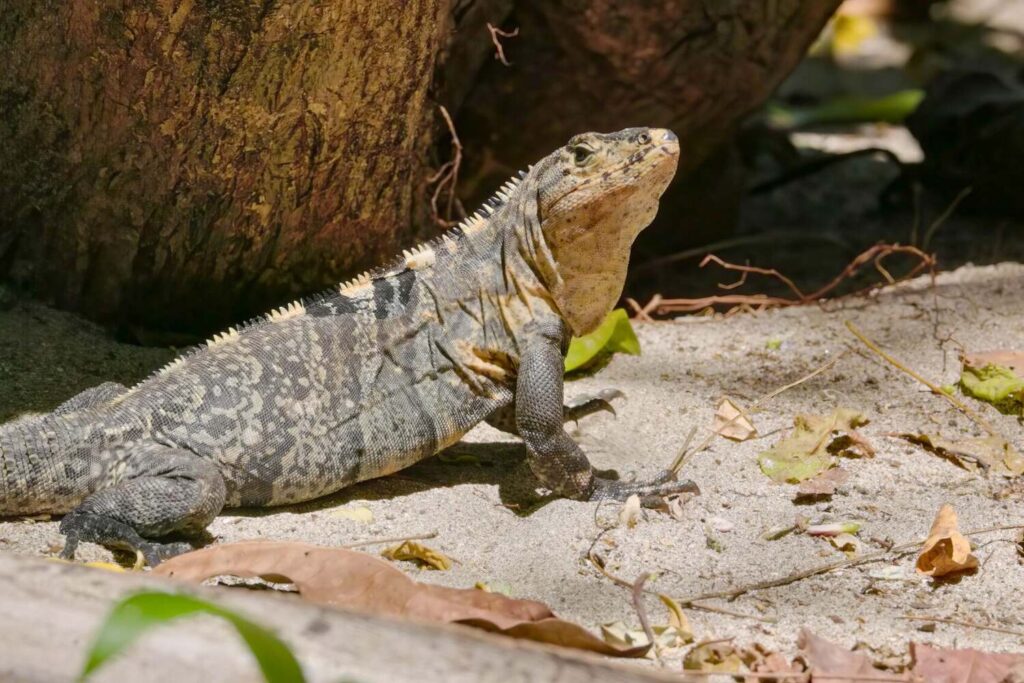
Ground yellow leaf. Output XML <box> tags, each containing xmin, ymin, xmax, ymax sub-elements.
<box><xmin>657</xmin><ymin>594</ymin><xmax>694</xmax><ymax>642</ymax></box>
<box><xmin>713</xmin><ymin>398</ymin><xmax>757</xmax><ymax>442</ymax></box>
<box><xmin>330</xmin><ymin>506</ymin><xmax>374</xmax><ymax>523</ymax></box>
<box><xmin>382</xmin><ymin>541</ymin><xmax>453</xmax><ymax>570</ymax></box>
<box><xmin>916</xmin><ymin>504</ymin><xmax>978</xmax><ymax>577</ymax></box>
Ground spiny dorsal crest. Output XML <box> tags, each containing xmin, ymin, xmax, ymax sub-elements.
<box><xmin>156</xmin><ymin>167</ymin><xmax>528</xmax><ymax>373</ymax></box>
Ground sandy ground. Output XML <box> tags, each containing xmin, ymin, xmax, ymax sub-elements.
<box><xmin>2</xmin><ymin>262</ymin><xmax>1022</xmax><ymax>671</ymax></box>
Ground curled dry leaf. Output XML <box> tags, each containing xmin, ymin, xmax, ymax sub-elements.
<box><xmin>619</xmin><ymin>494</ymin><xmax>642</xmax><ymax>529</ymax></box>
<box><xmin>382</xmin><ymin>540</ymin><xmax>452</xmax><ymax>570</ymax></box>
<box><xmin>912</xmin><ymin>642</ymin><xmax>1024</xmax><ymax>683</ymax></box>
<box><xmin>713</xmin><ymin>398</ymin><xmax>757</xmax><ymax>442</ymax></box>
<box><xmin>154</xmin><ymin>541</ymin><xmax>649</xmax><ymax>658</ymax></box>
<box><xmin>916</xmin><ymin>504</ymin><xmax>979</xmax><ymax>577</ymax></box>
<box><xmin>658</xmin><ymin>594</ymin><xmax>694</xmax><ymax>643</ymax></box>
<box><xmin>797</xmin><ymin>629</ymin><xmax>884</xmax><ymax>683</ymax></box>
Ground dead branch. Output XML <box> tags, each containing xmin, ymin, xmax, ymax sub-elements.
<box><xmin>645</xmin><ymin>243</ymin><xmax>936</xmax><ymax>317</ymax></box>
<box><xmin>486</xmin><ymin>22</ymin><xmax>519</xmax><ymax>66</ymax></box>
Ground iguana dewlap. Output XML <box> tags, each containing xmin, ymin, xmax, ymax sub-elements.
<box><xmin>0</xmin><ymin>127</ymin><xmax>692</xmax><ymax>565</ymax></box>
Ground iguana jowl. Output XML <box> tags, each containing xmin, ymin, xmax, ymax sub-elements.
<box><xmin>0</xmin><ymin>127</ymin><xmax>692</xmax><ymax>564</ymax></box>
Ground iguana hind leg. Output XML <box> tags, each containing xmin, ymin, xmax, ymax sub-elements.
<box><xmin>514</xmin><ymin>320</ymin><xmax>698</xmax><ymax>501</ymax></box>
<box><xmin>59</xmin><ymin>443</ymin><xmax>226</xmax><ymax>566</ymax></box>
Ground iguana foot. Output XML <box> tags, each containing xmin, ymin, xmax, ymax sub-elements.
<box><xmin>589</xmin><ymin>470</ymin><xmax>699</xmax><ymax>505</ymax></box>
<box><xmin>564</xmin><ymin>388</ymin><xmax>625</xmax><ymax>423</ymax></box>
<box><xmin>59</xmin><ymin>512</ymin><xmax>194</xmax><ymax>566</ymax></box>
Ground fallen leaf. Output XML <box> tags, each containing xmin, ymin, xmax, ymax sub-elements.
<box><xmin>713</xmin><ymin>398</ymin><xmax>757</xmax><ymax>442</ymax></box>
<box><xmin>564</xmin><ymin>309</ymin><xmax>640</xmax><ymax>374</ymax></box>
<box><xmin>329</xmin><ymin>506</ymin><xmax>374</xmax><ymax>523</ymax></box>
<box><xmin>964</xmin><ymin>351</ymin><xmax>1024</xmax><ymax>376</ymax></box>
<box><xmin>960</xmin><ymin>352</ymin><xmax>1024</xmax><ymax>415</ymax></box>
<box><xmin>806</xmin><ymin>520</ymin><xmax>862</xmax><ymax>537</ymax></box>
<box><xmin>683</xmin><ymin>642</ymin><xmax>745</xmax><ymax>674</ymax></box>
<box><xmin>619</xmin><ymin>494</ymin><xmax>641</xmax><ymax>529</ymax></box>
<box><xmin>912</xmin><ymin>642</ymin><xmax>1024</xmax><ymax>683</ymax></box>
<box><xmin>899</xmin><ymin>433</ymin><xmax>1024</xmax><ymax>476</ymax></box>
<box><xmin>748</xmin><ymin>652</ymin><xmax>805</xmax><ymax>682</ymax></box>
<box><xmin>798</xmin><ymin>630</ymin><xmax>880</xmax><ymax>682</ymax></box>
<box><xmin>758</xmin><ymin>409</ymin><xmax>871</xmax><ymax>483</ymax></box>
<box><xmin>474</xmin><ymin>581</ymin><xmax>513</xmax><ymax>597</ymax></box>
<box><xmin>658</xmin><ymin>594</ymin><xmax>694</xmax><ymax>643</ymax></box>
<box><xmin>600</xmin><ymin>622</ymin><xmax>689</xmax><ymax>657</ymax></box>
<box><xmin>796</xmin><ymin>468</ymin><xmax>850</xmax><ymax>498</ymax></box>
<box><xmin>154</xmin><ymin>541</ymin><xmax>649</xmax><ymax>658</ymax></box>
<box><xmin>381</xmin><ymin>540</ymin><xmax>453</xmax><ymax>570</ymax></box>
<box><xmin>916</xmin><ymin>504</ymin><xmax>979</xmax><ymax>577</ymax></box>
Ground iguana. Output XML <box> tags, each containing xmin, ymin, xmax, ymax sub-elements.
<box><xmin>0</xmin><ymin>127</ymin><xmax>693</xmax><ymax>565</ymax></box>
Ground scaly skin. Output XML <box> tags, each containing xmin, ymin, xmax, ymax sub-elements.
<box><xmin>0</xmin><ymin>127</ymin><xmax>691</xmax><ymax>565</ymax></box>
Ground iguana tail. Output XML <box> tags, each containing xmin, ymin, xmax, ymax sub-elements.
<box><xmin>0</xmin><ymin>413</ymin><xmax>95</xmax><ymax>515</ymax></box>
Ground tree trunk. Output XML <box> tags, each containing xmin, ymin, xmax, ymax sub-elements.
<box><xmin>0</xmin><ymin>0</ymin><xmax>452</xmax><ymax>334</ymax></box>
<box><xmin>0</xmin><ymin>1</ymin><xmax>838</xmax><ymax>335</ymax></box>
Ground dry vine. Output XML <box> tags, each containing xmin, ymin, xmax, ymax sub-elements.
<box><xmin>426</xmin><ymin>105</ymin><xmax>465</xmax><ymax>227</ymax></box>
<box><xmin>487</xmin><ymin>22</ymin><xmax>519</xmax><ymax>66</ymax></box>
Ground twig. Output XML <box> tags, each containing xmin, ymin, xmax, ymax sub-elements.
<box><xmin>844</xmin><ymin>321</ymin><xmax>1000</xmax><ymax>438</ymax></box>
<box><xmin>634</xmin><ymin>231</ymin><xmax>850</xmax><ymax>274</ymax></box>
<box><xmin>676</xmin><ymin>524</ymin><xmax>1024</xmax><ymax>604</ymax></box>
<box><xmin>669</xmin><ymin>353</ymin><xmax>846</xmax><ymax>475</ymax></box>
<box><xmin>650</xmin><ymin>244</ymin><xmax>936</xmax><ymax>317</ymax></box>
<box><xmin>486</xmin><ymin>22</ymin><xmax>519</xmax><ymax>66</ymax></box>
<box><xmin>631</xmin><ymin>572</ymin><xmax>659</xmax><ymax>660</ymax></box>
<box><xmin>587</xmin><ymin>551</ymin><xmax>774</xmax><ymax>623</ymax></box>
<box><xmin>901</xmin><ymin>614</ymin><xmax>1024</xmax><ymax>638</ymax></box>
<box><xmin>427</xmin><ymin>106</ymin><xmax>464</xmax><ymax>227</ymax></box>
<box><xmin>342</xmin><ymin>531</ymin><xmax>438</xmax><ymax>549</ymax></box>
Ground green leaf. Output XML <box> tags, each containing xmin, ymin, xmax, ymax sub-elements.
<box><xmin>564</xmin><ymin>309</ymin><xmax>641</xmax><ymax>374</ymax></box>
<box><xmin>80</xmin><ymin>591</ymin><xmax>305</xmax><ymax>682</ymax></box>
<box><xmin>960</xmin><ymin>363</ymin><xmax>1024</xmax><ymax>413</ymax></box>
<box><xmin>768</xmin><ymin>90</ymin><xmax>924</xmax><ymax>128</ymax></box>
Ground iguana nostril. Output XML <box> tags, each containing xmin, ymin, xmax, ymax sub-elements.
<box><xmin>663</xmin><ymin>130</ymin><xmax>677</xmax><ymax>142</ymax></box>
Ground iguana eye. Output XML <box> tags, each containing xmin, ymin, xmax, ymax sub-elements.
<box><xmin>636</xmin><ymin>132</ymin><xmax>651</xmax><ymax>145</ymax></box>
<box><xmin>572</xmin><ymin>146</ymin><xmax>594</xmax><ymax>165</ymax></box>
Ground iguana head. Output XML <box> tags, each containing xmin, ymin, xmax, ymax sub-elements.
<box><xmin>527</xmin><ymin>127</ymin><xmax>679</xmax><ymax>335</ymax></box>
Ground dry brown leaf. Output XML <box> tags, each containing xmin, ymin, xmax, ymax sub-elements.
<box><xmin>900</xmin><ymin>433</ymin><xmax>1024</xmax><ymax>476</ymax></box>
<box><xmin>748</xmin><ymin>652</ymin><xmax>805</xmax><ymax>683</ymax></box>
<box><xmin>796</xmin><ymin>467</ymin><xmax>850</xmax><ymax>498</ymax></box>
<box><xmin>381</xmin><ymin>540</ymin><xmax>452</xmax><ymax>570</ymax></box>
<box><xmin>797</xmin><ymin>630</ymin><xmax>884</xmax><ymax>683</ymax></box>
<box><xmin>154</xmin><ymin>541</ymin><xmax>649</xmax><ymax>658</ymax></box>
<box><xmin>916</xmin><ymin>504</ymin><xmax>979</xmax><ymax>577</ymax></box>
<box><xmin>713</xmin><ymin>398</ymin><xmax>757</xmax><ymax>441</ymax></box>
<box><xmin>963</xmin><ymin>350</ymin><xmax>1024</xmax><ymax>376</ymax></box>
<box><xmin>657</xmin><ymin>594</ymin><xmax>694</xmax><ymax>643</ymax></box>
<box><xmin>912</xmin><ymin>642</ymin><xmax>1024</xmax><ymax>683</ymax></box>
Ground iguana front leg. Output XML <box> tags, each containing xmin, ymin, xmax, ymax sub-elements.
<box><xmin>514</xmin><ymin>320</ymin><xmax>698</xmax><ymax>501</ymax></box>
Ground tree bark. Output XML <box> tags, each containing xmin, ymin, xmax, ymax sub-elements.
<box><xmin>0</xmin><ymin>0</ymin><xmax>452</xmax><ymax>333</ymax></box>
